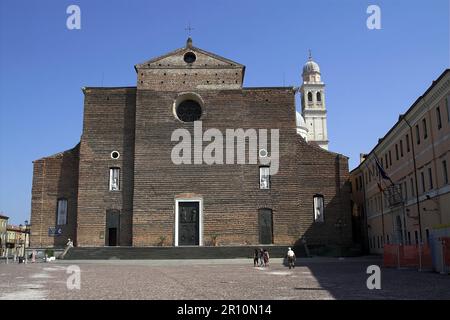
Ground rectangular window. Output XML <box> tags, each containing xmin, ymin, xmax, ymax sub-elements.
<box><xmin>259</xmin><ymin>166</ymin><xmax>270</xmax><ymax>189</ymax></box>
<box><xmin>428</xmin><ymin>167</ymin><xmax>433</xmax><ymax>190</ymax></box>
<box><xmin>109</xmin><ymin>168</ymin><xmax>120</xmax><ymax>191</ymax></box>
<box><xmin>414</xmin><ymin>230</ymin><xmax>419</xmax><ymax>245</ymax></box>
<box><xmin>447</xmin><ymin>96</ymin><xmax>450</xmax><ymax>123</ymax></box>
<box><xmin>406</xmin><ymin>134</ymin><xmax>410</xmax><ymax>152</ymax></box>
<box><xmin>410</xmin><ymin>177</ymin><xmax>415</xmax><ymax>197</ymax></box>
<box><xmin>395</xmin><ymin>144</ymin><xmax>399</xmax><ymax>161</ymax></box>
<box><xmin>407</xmin><ymin>232</ymin><xmax>411</xmax><ymax>245</ymax></box>
<box><xmin>416</xmin><ymin>125</ymin><xmax>420</xmax><ymax>145</ymax></box>
<box><xmin>57</xmin><ymin>199</ymin><xmax>68</xmax><ymax>225</ymax></box>
<box><xmin>400</xmin><ymin>140</ymin><xmax>404</xmax><ymax>157</ymax></box>
<box><xmin>385</xmin><ymin>154</ymin><xmax>389</xmax><ymax>169</ymax></box>
<box><xmin>437</xmin><ymin>107</ymin><xmax>442</xmax><ymax>130</ymax></box>
<box><xmin>425</xmin><ymin>229</ymin><xmax>430</xmax><ymax>244</ymax></box>
<box><xmin>421</xmin><ymin>171</ymin><xmax>425</xmax><ymax>193</ymax></box>
<box><xmin>422</xmin><ymin>118</ymin><xmax>428</xmax><ymax>139</ymax></box>
<box><xmin>403</xmin><ymin>181</ymin><xmax>407</xmax><ymax>200</ymax></box>
<box><xmin>386</xmin><ymin>234</ymin><xmax>390</xmax><ymax>245</ymax></box>
<box><xmin>313</xmin><ymin>195</ymin><xmax>324</xmax><ymax>223</ymax></box>
<box><xmin>389</xmin><ymin>150</ymin><xmax>392</xmax><ymax>166</ymax></box>
<box><xmin>443</xmin><ymin>160</ymin><xmax>448</xmax><ymax>185</ymax></box>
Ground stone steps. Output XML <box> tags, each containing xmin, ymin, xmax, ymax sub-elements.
<box><xmin>63</xmin><ymin>245</ymin><xmax>306</xmax><ymax>260</ymax></box>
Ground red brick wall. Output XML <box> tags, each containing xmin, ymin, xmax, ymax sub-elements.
<box><xmin>30</xmin><ymin>145</ymin><xmax>79</xmax><ymax>247</ymax></box>
<box><xmin>76</xmin><ymin>88</ymin><xmax>136</xmax><ymax>246</ymax></box>
<box><xmin>131</xmin><ymin>87</ymin><xmax>352</xmax><ymax>246</ymax></box>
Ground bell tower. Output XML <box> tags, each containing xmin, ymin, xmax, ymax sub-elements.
<box><xmin>300</xmin><ymin>51</ymin><xmax>329</xmax><ymax>150</ymax></box>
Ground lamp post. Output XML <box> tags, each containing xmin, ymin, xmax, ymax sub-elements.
<box><xmin>24</xmin><ymin>220</ymin><xmax>30</xmax><ymax>263</ymax></box>
<box><xmin>399</xmin><ymin>114</ymin><xmax>423</xmax><ymax>271</ymax></box>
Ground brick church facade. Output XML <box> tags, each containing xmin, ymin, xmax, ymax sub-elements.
<box><xmin>30</xmin><ymin>38</ymin><xmax>352</xmax><ymax>248</ymax></box>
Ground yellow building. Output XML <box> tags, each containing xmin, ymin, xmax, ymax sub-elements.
<box><xmin>351</xmin><ymin>69</ymin><xmax>450</xmax><ymax>254</ymax></box>
<box><xmin>6</xmin><ymin>224</ymin><xmax>29</xmax><ymax>258</ymax></box>
<box><xmin>0</xmin><ymin>214</ymin><xmax>8</xmax><ymax>257</ymax></box>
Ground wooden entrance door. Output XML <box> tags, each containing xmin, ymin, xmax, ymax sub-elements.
<box><xmin>178</xmin><ymin>202</ymin><xmax>199</xmax><ymax>246</ymax></box>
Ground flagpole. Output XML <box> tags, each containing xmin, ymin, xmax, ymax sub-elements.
<box><xmin>399</xmin><ymin>115</ymin><xmax>423</xmax><ymax>271</ymax></box>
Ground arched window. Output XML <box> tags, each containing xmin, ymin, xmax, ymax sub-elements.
<box><xmin>56</xmin><ymin>198</ymin><xmax>68</xmax><ymax>225</ymax></box>
<box><xmin>109</xmin><ymin>167</ymin><xmax>120</xmax><ymax>191</ymax></box>
<box><xmin>316</xmin><ymin>92</ymin><xmax>321</xmax><ymax>102</ymax></box>
<box><xmin>313</xmin><ymin>194</ymin><xmax>324</xmax><ymax>223</ymax></box>
<box><xmin>307</xmin><ymin>92</ymin><xmax>313</xmax><ymax>102</ymax></box>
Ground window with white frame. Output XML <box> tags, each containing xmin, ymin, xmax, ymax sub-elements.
<box><xmin>259</xmin><ymin>166</ymin><xmax>270</xmax><ymax>189</ymax></box>
<box><xmin>313</xmin><ymin>194</ymin><xmax>324</xmax><ymax>223</ymax></box>
<box><xmin>57</xmin><ymin>199</ymin><xmax>68</xmax><ymax>225</ymax></box>
<box><xmin>109</xmin><ymin>168</ymin><xmax>120</xmax><ymax>191</ymax></box>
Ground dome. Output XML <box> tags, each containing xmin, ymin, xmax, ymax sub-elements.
<box><xmin>296</xmin><ymin>111</ymin><xmax>306</xmax><ymax>127</ymax></box>
<box><xmin>302</xmin><ymin>59</ymin><xmax>320</xmax><ymax>75</ymax></box>
<box><xmin>296</xmin><ymin>112</ymin><xmax>308</xmax><ymax>141</ymax></box>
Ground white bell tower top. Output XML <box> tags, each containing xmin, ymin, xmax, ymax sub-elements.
<box><xmin>300</xmin><ymin>51</ymin><xmax>329</xmax><ymax>150</ymax></box>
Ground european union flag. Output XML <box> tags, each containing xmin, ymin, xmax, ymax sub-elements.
<box><xmin>375</xmin><ymin>156</ymin><xmax>394</xmax><ymax>185</ymax></box>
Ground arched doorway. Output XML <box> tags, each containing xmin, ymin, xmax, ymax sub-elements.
<box><xmin>258</xmin><ymin>208</ymin><xmax>273</xmax><ymax>244</ymax></box>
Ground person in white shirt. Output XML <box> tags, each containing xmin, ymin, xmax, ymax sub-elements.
<box><xmin>287</xmin><ymin>247</ymin><xmax>296</xmax><ymax>269</ymax></box>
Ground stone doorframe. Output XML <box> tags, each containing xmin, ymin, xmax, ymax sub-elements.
<box><xmin>174</xmin><ymin>198</ymin><xmax>203</xmax><ymax>247</ymax></box>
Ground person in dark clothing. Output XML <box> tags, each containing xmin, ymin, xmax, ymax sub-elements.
<box><xmin>263</xmin><ymin>249</ymin><xmax>270</xmax><ymax>267</ymax></box>
<box><xmin>253</xmin><ymin>249</ymin><xmax>259</xmax><ymax>267</ymax></box>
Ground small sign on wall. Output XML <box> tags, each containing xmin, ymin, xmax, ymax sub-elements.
<box><xmin>99</xmin><ymin>231</ymin><xmax>105</xmax><ymax>239</ymax></box>
<box><xmin>48</xmin><ymin>227</ymin><xmax>62</xmax><ymax>237</ymax></box>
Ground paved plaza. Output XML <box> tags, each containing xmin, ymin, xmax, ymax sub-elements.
<box><xmin>0</xmin><ymin>256</ymin><xmax>449</xmax><ymax>300</ymax></box>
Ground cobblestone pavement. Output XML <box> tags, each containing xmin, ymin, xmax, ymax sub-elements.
<box><xmin>0</xmin><ymin>256</ymin><xmax>449</xmax><ymax>300</ymax></box>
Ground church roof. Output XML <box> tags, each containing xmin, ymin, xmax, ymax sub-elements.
<box><xmin>33</xmin><ymin>143</ymin><xmax>80</xmax><ymax>162</ymax></box>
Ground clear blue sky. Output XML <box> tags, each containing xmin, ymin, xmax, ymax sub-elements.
<box><xmin>0</xmin><ymin>0</ymin><xmax>448</xmax><ymax>225</ymax></box>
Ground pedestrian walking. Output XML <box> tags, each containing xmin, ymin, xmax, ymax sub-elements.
<box><xmin>287</xmin><ymin>247</ymin><xmax>296</xmax><ymax>269</ymax></box>
<box><xmin>259</xmin><ymin>248</ymin><xmax>264</xmax><ymax>267</ymax></box>
<box><xmin>263</xmin><ymin>249</ymin><xmax>270</xmax><ymax>267</ymax></box>
<box><xmin>253</xmin><ymin>249</ymin><xmax>259</xmax><ymax>267</ymax></box>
